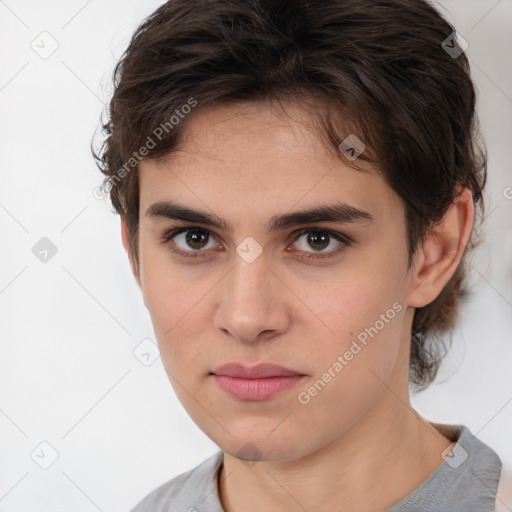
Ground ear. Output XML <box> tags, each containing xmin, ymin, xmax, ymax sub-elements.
<box><xmin>407</xmin><ymin>188</ymin><xmax>475</xmax><ymax>308</ymax></box>
<box><xmin>120</xmin><ymin>216</ymin><xmax>142</xmax><ymax>290</ymax></box>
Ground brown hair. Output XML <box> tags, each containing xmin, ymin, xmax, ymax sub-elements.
<box><xmin>92</xmin><ymin>0</ymin><xmax>486</xmax><ymax>390</ymax></box>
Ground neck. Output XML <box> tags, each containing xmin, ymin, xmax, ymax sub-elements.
<box><xmin>218</xmin><ymin>388</ymin><xmax>452</xmax><ymax>512</ymax></box>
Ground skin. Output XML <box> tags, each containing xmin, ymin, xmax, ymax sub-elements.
<box><xmin>121</xmin><ymin>100</ymin><xmax>474</xmax><ymax>511</ymax></box>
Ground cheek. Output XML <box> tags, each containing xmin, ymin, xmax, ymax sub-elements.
<box><xmin>138</xmin><ymin>242</ymin><xmax>197</xmax><ymax>353</ymax></box>
<box><xmin>302</xmin><ymin>260</ymin><xmax>405</xmax><ymax>340</ymax></box>
<box><xmin>297</xmin><ymin>259</ymin><xmax>407</xmax><ymax>390</ymax></box>
<box><xmin>293</xmin><ymin>287</ymin><xmax>406</xmax><ymax>443</ymax></box>
<box><xmin>139</xmin><ymin>234</ymin><xmax>188</xmax><ymax>319</ymax></box>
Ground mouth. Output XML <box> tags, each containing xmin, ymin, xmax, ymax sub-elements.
<box><xmin>210</xmin><ymin>362</ymin><xmax>307</xmax><ymax>401</ymax></box>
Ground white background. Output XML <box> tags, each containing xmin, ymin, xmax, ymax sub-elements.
<box><xmin>0</xmin><ymin>1</ymin><xmax>511</xmax><ymax>511</ymax></box>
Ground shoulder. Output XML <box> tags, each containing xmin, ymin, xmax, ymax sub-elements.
<box><xmin>389</xmin><ymin>423</ymin><xmax>503</xmax><ymax>512</ymax></box>
<box><xmin>433</xmin><ymin>424</ymin><xmax>511</xmax><ymax>512</ymax></box>
<box><xmin>129</xmin><ymin>451</ymin><xmax>225</xmax><ymax>512</ymax></box>
<box><xmin>439</xmin><ymin>424</ymin><xmax>503</xmax><ymax>511</ymax></box>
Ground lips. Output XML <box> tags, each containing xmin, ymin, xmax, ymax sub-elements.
<box><xmin>211</xmin><ymin>362</ymin><xmax>304</xmax><ymax>379</ymax></box>
<box><xmin>210</xmin><ymin>363</ymin><xmax>307</xmax><ymax>400</ymax></box>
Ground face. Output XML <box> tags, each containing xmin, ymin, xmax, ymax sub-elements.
<box><xmin>128</xmin><ymin>100</ymin><xmax>416</xmax><ymax>462</ymax></box>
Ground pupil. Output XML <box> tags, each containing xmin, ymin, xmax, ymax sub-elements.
<box><xmin>186</xmin><ymin>229</ymin><xmax>208</xmax><ymax>249</ymax></box>
<box><xmin>308</xmin><ymin>232</ymin><xmax>329</xmax><ymax>251</ymax></box>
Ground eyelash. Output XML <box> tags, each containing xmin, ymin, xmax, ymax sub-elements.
<box><xmin>160</xmin><ymin>227</ymin><xmax>351</xmax><ymax>261</ymax></box>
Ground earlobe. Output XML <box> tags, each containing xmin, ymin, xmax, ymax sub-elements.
<box><xmin>407</xmin><ymin>188</ymin><xmax>475</xmax><ymax>308</ymax></box>
<box><xmin>120</xmin><ymin>216</ymin><xmax>142</xmax><ymax>290</ymax></box>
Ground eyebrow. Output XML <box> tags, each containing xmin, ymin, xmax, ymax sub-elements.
<box><xmin>146</xmin><ymin>200</ymin><xmax>373</xmax><ymax>232</ymax></box>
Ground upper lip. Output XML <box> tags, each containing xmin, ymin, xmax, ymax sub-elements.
<box><xmin>211</xmin><ymin>362</ymin><xmax>304</xmax><ymax>379</ymax></box>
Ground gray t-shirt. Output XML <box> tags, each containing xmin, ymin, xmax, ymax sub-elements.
<box><xmin>130</xmin><ymin>424</ymin><xmax>502</xmax><ymax>512</ymax></box>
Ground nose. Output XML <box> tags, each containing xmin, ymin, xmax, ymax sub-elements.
<box><xmin>213</xmin><ymin>250</ymin><xmax>290</xmax><ymax>343</ymax></box>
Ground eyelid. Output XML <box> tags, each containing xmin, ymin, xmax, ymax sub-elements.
<box><xmin>161</xmin><ymin>225</ymin><xmax>351</xmax><ymax>260</ymax></box>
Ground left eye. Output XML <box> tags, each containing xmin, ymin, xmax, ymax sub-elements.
<box><xmin>292</xmin><ymin>228</ymin><xmax>346</xmax><ymax>255</ymax></box>
<box><xmin>286</xmin><ymin>228</ymin><xmax>351</xmax><ymax>260</ymax></box>
<box><xmin>161</xmin><ymin>227</ymin><xmax>350</xmax><ymax>260</ymax></box>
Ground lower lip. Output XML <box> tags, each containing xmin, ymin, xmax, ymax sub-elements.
<box><xmin>212</xmin><ymin>375</ymin><xmax>305</xmax><ymax>400</ymax></box>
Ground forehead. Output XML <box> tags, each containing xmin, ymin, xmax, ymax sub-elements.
<box><xmin>138</xmin><ymin>101</ymin><xmax>402</xmax><ymax>228</ymax></box>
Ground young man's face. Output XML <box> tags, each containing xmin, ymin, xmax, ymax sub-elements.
<box><xmin>124</xmin><ymin>100</ymin><xmax>420</xmax><ymax>461</ymax></box>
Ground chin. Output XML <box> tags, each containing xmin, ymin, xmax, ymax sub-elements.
<box><xmin>219</xmin><ymin>430</ymin><xmax>310</xmax><ymax>463</ymax></box>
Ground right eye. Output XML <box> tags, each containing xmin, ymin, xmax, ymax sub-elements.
<box><xmin>161</xmin><ymin>227</ymin><xmax>221</xmax><ymax>259</ymax></box>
